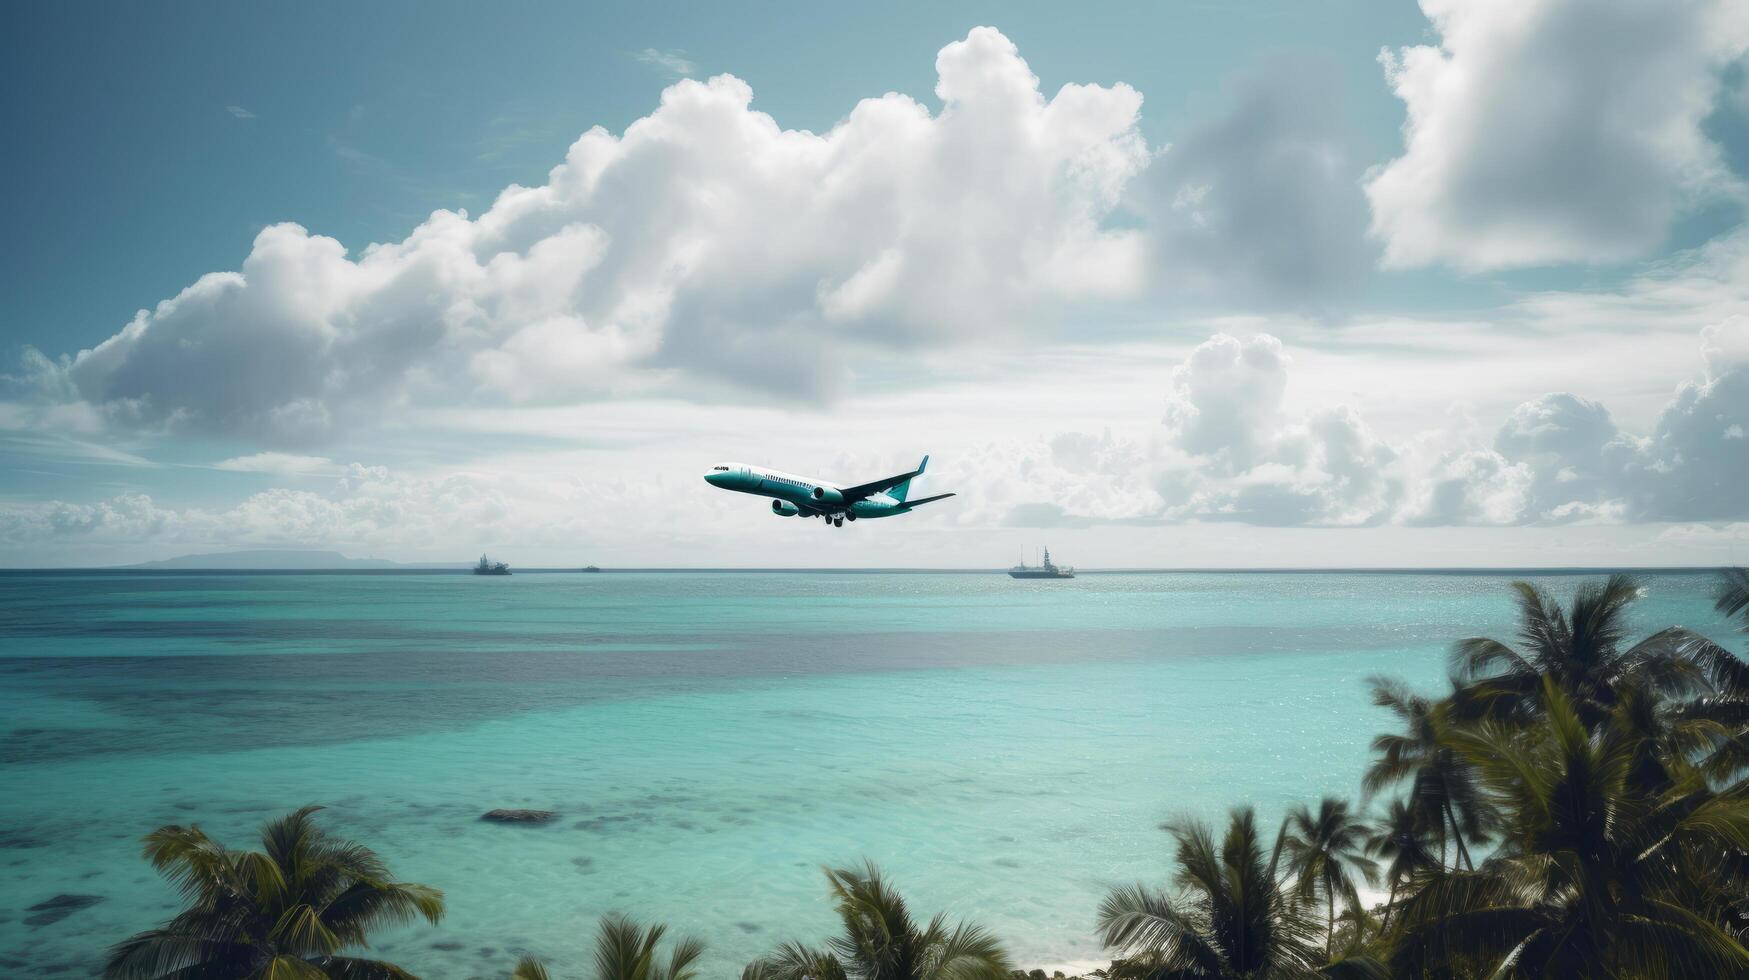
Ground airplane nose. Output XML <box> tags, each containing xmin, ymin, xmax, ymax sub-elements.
<box><xmin>703</xmin><ymin>471</ymin><xmax>724</xmax><ymax>486</ymax></box>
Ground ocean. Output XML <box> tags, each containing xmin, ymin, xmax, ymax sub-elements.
<box><xmin>0</xmin><ymin>569</ymin><xmax>1734</xmax><ymax>977</ymax></box>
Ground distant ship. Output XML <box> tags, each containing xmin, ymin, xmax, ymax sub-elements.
<box><xmin>473</xmin><ymin>554</ymin><xmax>511</xmax><ymax>576</ymax></box>
<box><xmin>582</xmin><ymin>565</ymin><xmax>601</xmax><ymax>573</ymax></box>
<box><xmin>1009</xmin><ymin>546</ymin><xmax>1074</xmax><ymax>579</ymax></box>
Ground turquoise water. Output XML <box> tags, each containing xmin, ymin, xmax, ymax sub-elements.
<box><xmin>0</xmin><ymin>570</ymin><xmax>1734</xmax><ymax>977</ymax></box>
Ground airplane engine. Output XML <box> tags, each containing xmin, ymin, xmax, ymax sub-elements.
<box><xmin>771</xmin><ymin>500</ymin><xmax>800</xmax><ymax>517</ymax></box>
<box><xmin>811</xmin><ymin>486</ymin><xmax>844</xmax><ymax>506</ymax></box>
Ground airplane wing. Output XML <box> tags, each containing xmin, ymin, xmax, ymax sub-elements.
<box><xmin>837</xmin><ymin>455</ymin><xmax>929</xmax><ymax>502</ymax></box>
<box><xmin>898</xmin><ymin>492</ymin><xmax>955</xmax><ymax>508</ymax></box>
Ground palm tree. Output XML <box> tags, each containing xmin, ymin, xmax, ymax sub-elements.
<box><xmin>1098</xmin><ymin>807</ymin><xmax>1321</xmax><ymax>979</ymax></box>
<box><xmin>1451</xmin><ymin>574</ymin><xmax>1707</xmax><ymax>728</ymax></box>
<box><xmin>507</xmin><ymin>915</ymin><xmax>701</xmax><ymax>980</ymax></box>
<box><xmin>1364</xmin><ymin>799</ymin><xmax>1437</xmax><ymax>934</ymax></box>
<box><xmin>590</xmin><ymin>914</ymin><xmax>704</xmax><ymax>980</ymax></box>
<box><xmin>1602</xmin><ymin>568</ymin><xmax>1749</xmax><ymax>787</ymax></box>
<box><xmin>1361</xmin><ymin>676</ymin><xmax>1491</xmax><ymax>870</ymax></box>
<box><xmin>1389</xmin><ymin>678</ymin><xmax>1749</xmax><ymax>977</ymax></box>
<box><xmin>748</xmin><ymin>862</ymin><xmax>1008</xmax><ymax>980</ymax></box>
<box><xmin>1719</xmin><ymin>567</ymin><xmax>1749</xmax><ymax>625</ymax></box>
<box><xmin>1281</xmin><ymin>798</ymin><xmax>1377</xmax><ymax>957</ymax></box>
<box><xmin>104</xmin><ymin>805</ymin><xmax>444</xmax><ymax>979</ymax></box>
<box><xmin>1689</xmin><ymin>567</ymin><xmax>1749</xmax><ymax>780</ymax></box>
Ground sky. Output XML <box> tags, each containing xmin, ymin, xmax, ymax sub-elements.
<box><xmin>3</xmin><ymin>0</ymin><xmax>1749</xmax><ymax>568</ymax></box>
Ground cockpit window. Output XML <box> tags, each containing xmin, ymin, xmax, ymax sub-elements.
<box><xmin>712</xmin><ymin>465</ymin><xmax>730</xmax><ymax>471</ymax></box>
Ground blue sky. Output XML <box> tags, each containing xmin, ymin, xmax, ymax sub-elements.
<box><xmin>3</xmin><ymin>0</ymin><xmax>1748</xmax><ymax>566</ymax></box>
<box><xmin>6</xmin><ymin>0</ymin><xmax>1440</xmax><ymax>352</ymax></box>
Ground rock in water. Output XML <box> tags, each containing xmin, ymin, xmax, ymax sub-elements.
<box><xmin>24</xmin><ymin>894</ymin><xmax>103</xmax><ymax>927</ymax></box>
<box><xmin>481</xmin><ymin>808</ymin><xmax>558</xmax><ymax>824</ymax></box>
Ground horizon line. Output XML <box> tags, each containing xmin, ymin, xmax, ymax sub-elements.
<box><xmin>0</xmin><ymin>564</ymin><xmax>1733</xmax><ymax>575</ymax></box>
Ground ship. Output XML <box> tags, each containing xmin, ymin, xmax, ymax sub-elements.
<box><xmin>473</xmin><ymin>554</ymin><xmax>511</xmax><ymax>576</ymax></box>
<box><xmin>1008</xmin><ymin>546</ymin><xmax>1074</xmax><ymax>579</ymax></box>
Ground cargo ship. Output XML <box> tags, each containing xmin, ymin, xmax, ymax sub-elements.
<box><xmin>1008</xmin><ymin>547</ymin><xmax>1074</xmax><ymax>579</ymax></box>
<box><xmin>473</xmin><ymin>554</ymin><xmax>511</xmax><ymax>576</ymax></box>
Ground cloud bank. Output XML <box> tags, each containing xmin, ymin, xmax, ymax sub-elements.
<box><xmin>5</xmin><ymin>318</ymin><xmax>1746</xmax><ymax>559</ymax></box>
<box><xmin>1367</xmin><ymin>0</ymin><xmax>1749</xmax><ymax>270</ymax></box>
<box><xmin>7</xmin><ymin>16</ymin><xmax>1749</xmax><ymax>562</ymax></box>
<box><xmin>48</xmin><ymin>28</ymin><xmax>1158</xmax><ymax>445</ymax></box>
<box><xmin>19</xmin><ymin>28</ymin><xmax>1402</xmax><ymax>449</ymax></box>
<box><xmin>999</xmin><ymin>317</ymin><xmax>1749</xmax><ymax>529</ymax></box>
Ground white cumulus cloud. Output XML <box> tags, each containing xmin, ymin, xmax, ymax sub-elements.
<box><xmin>55</xmin><ymin>27</ymin><xmax>1151</xmax><ymax>446</ymax></box>
<box><xmin>1366</xmin><ymin>0</ymin><xmax>1749</xmax><ymax>270</ymax></box>
<box><xmin>992</xmin><ymin>320</ymin><xmax>1749</xmax><ymax>530</ymax></box>
<box><xmin>1153</xmin><ymin>335</ymin><xmax>1401</xmax><ymax>526</ymax></box>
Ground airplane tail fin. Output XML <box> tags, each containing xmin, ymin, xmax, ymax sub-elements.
<box><xmin>889</xmin><ymin>454</ymin><xmax>928</xmax><ymax>503</ymax></box>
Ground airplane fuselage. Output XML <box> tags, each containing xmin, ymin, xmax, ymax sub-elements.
<box><xmin>703</xmin><ymin>463</ymin><xmax>913</xmax><ymax>521</ymax></box>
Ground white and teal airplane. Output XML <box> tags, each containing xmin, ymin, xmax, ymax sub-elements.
<box><xmin>703</xmin><ymin>455</ymin><xmax>955</xmax><ymax>528</ymax></box>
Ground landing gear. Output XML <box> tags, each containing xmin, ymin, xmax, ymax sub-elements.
<box><xmin>833</xmin><ymin>516</ymin><xmax>844</xmax><ymax>527</ymax></box>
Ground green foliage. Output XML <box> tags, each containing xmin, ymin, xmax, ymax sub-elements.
<box><xmin>1098</xmin><ymin>807</ymin><xmax>1322</xmax><ymax>978</ymax></box>
<box><xmin>1105</xmin><ymin>570</ymin><xmax>1749</xmax><ymax>978</ymax></box>
<box><xmin>105</xmin><ymin>805</ymin><xmax>443</xmax><ymax>980</ymax></box>
<box><xmin>504</xmin><ymin>914</ymin><xmax>701</xmax><ymax>980</ymax></box>
<box><xmin>1450</xmin><ymin>575</ymin><xmax>1710</xmax><ymax>727</ymax></box>
<box><xmin>1389</xmin><ymin>679</ymin><xmax>1749</xmax><ymax>976</ymax></box>
<box><xmin>1718</xmin><ymin>568</ymin><xmax>1749</xmax><ymax>626</ymax></box>
<box><xmin>589</xmin><ymin>914</ymin><xmax>704</xmax><ymax>980</ymax></box>
<box><xmin>1364</xmin><ymin>799</ymin><xmax>1436</xmax><ymax>934</ymax></box>
<box><xmin>1362</xmin><ymin>676</ymin><xmax>1493</xmax><ymax>870</ymax></box>
<box><xmin>1371</xmin><ymin>572</ymin><xmax>1749</xmax><ymax>977</ymax></box>
<box><xmin>749</xmin><ymin>862</ymin><xmax>1009</xmax><ymax>980</ymax></box>
<box><xmin>1281</xmin><ymin>797</ymin><xmax>1378</xmax><ymax>957</ymax></box>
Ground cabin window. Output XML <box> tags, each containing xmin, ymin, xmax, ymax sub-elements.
<box><xmin>712</xmin><ymin>465</ymin><xmax>730</xmax><ymax>471</ymax></box>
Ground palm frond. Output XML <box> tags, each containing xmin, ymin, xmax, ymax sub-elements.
<box><xmin>268</xmin><ymin>904</ymin><xmax>341</xmax><ymax>958</ymax></box>
<box><xmin>918</xmin><ymin>920</ymin><xmax>1009</xmax><ymax>980</ymax></box>
<box><xmin>1715</xmin><ymin>568</ymin><xmax>1749</xmax><ymax>625</ymax></box>
<box><xmin>662</xmin><ymin>934</ymin><xmax>707</xmax><ymax>980</ymax></box>
<box><xmin>141</xmin><ymin>825</ymin><xmax>244</xmax><ymax>906</ymax></box>
<box><xmin>1320</xmin><ymin>953</ymin><xmax>1391</xmax><ymax>980</ymax></box>
<box><xmin>321</xmin><ymin>881</ymin><xmax>445</xmax><ymax>941</ymax></box>
<box><xmin>102</xmin><ymin>929</ymin><xmax>251</xmax><ymax>979</ymax></box>
<box><xmin>112</xmin><ymin>808</ymin><xmax>436</xmax><ymax>980</ymax></box>
<box><xmin>1095</xmin><ymin>883</ymin><xmax>1222</xmax><ymax>976</ymax></box>
<box><xmin>320</xmin><ymin>957</ymin><xmax>420</xmax><ymax>980</ymax></box>
<box><xmin>748</xmin><ymin>942</ymin><xmax>845</xmax><ymax>980</ymax></box>
<box><xmin>1611</xmin><ymin>902</ymin><xmax>1749</xmax><ymax>978</ymax></box>
<box><xmin>1451</xmin><ymin>637</ymin><xmax>1533</xmax><ymax>682</ymax></box>
<box><xmin>255</xmin><ymin>956</ymin><xmax>328</xmax><ymax>980</ymax></box>
<box><xmin>592</xmin><ymin>913</ymin><xmax>663</xmax><ymax>980</ymax></box>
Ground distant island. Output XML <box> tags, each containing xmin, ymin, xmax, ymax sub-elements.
<box><xmin>123</xmin><ymin>549</ymin><xmax>407</xmax><ymax>570</ymax></box>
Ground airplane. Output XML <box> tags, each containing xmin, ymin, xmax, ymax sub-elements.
<box><xmin>703</xmin><ymin>455</ymin><xmax>955</xmax><ymax>528</ymax></box>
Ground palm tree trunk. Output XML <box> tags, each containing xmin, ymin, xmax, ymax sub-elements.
<box><xmin>1380</xmin><ymin>874</ymin><xmax>1398</xmax><ymax>934</ymax></box>
<box><xmin>1444</xmin><ymin>800</ymin><xmax>1472</xmax><ymax>870</ymax></box>
<box><xmin>1327</xmin><ymin>888</ymin><xmax>1335</xmax><ymax>958</ymax></box>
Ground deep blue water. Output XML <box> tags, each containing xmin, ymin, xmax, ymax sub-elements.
<box><xmin>0</xmin><ymin>570</ymin><xmax>1734</xmax><ymax>977</ymax></box>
